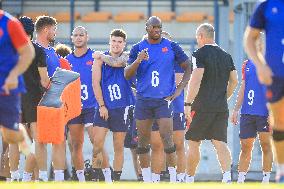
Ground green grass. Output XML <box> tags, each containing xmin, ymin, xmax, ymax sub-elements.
<box><xmin>0</xmin><ymin>182</ymin><xmax>283</xmax><ymax>189</ymax></box>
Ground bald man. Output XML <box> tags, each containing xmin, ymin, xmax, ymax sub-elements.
<box><xmin>184</xmin><ymin>23</ymin><xmax>238</xmax><ymax>183</ymax></box>
<box><xmin>125</xmin><ymin>16</ymin><xmax>191</xmax><ymax>183</ymax></box>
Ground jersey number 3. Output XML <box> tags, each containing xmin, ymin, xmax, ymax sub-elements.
<box><xmin>81</xmin><ymin>84</ymin><xmax>88</xmax><ymax>101</ymax></box>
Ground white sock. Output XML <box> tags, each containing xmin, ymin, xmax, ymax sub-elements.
<box><xmin>141</xmin><ymin>167</ymin><xmax>151</xmax><ymax>183</ymax></box>
<box><xmin>151</xmin><ymin>173</ymin><xmax>160</xmax><ymax>183</ymax></box>
<box><xmin>222</xmin><ymin>171</ymin><xmax>231</xmax><ymax>183</ymax></box>
<box><xmin>22</xmin><ymin>171</ymin><xmax>32</xmax><ymax>182</ymax></box>
<box><xmin>102</xmin><ymin>168</ymin><xmax>112</xmax><ymax>183</ymax></box>
<box><xmin>39</xmin><ymin>170</ymin><xmax>48</xmax><ymax>182</ymax></box>
<box><xmin>168</xmin><ymin>167</ymin><xmax>177</xmax><ymax>183</ymax></box>
<box><xmin>177</xmin><ymin>173</ymin><xmax>186</xmax><ymax>182</ymax></box>
<box><xmin>76</xmin><ymin>170</ymin><xmax>85</xmax><ymax>182</ymax></box>
<box><xmin>262</xmin><ymin>172</ymin><xmax>270</xmax><ymax>183</ymax></box>
<box><xmin>185</xmin><ymin>174</ymin><xmax>194</xmax><ymax>183</ymax></box>
<box><xmin>237</xmin><ymin>172</ymin><xmax>246</xmax><ymax>183</ymax></box>
<box><xmin>54</xmin><ymin>169</ymin><xmax>64</xmax><ymax>182</ymax></box>
<box><xmin>10</xmin><ymin>170</ymin><xmax>20</xmax><ymax>181</ymax></box>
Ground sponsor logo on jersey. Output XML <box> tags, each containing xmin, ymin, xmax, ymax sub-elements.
<box><xmin>86</xmin><ymin>60</ymin><xmax>93</xmax><ymax>65</ymax></box>
<box><xmin>162</xmin><ymin>47</ymin><xmax>168</xmax><ymax>53</ymax></box>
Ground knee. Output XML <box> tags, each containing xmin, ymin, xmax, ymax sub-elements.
<box><xmin>241</xmin><ymin>144</ymin><xmax>253</xmax><ymax>155</ymax></box>
<box><xmin>261</xmin><ymin>142</ymin><xmax>272</xmax><ymax>154</ymax></box>
<box><xmin>2</xmin><ymin>131</ymin><xmax>18</xmax><ymax>144</ymax></box>
<box><xmin>72</xmin><ymin>141</ymin><xmax>83</xmax><ymax>152</ymax></box>
<box><xmin>151</xmin><ymin>141</ymin><xmax>163</xmax><ymax>152</ymax></box>
<box><xmin>175</xmin><ymin>141</ymin><xmax>185</xmax><ymax>152</ymax></box>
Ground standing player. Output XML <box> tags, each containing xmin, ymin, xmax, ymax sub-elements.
<box><xmin>8</xmin><ymin>16</ymin><xmax>50</xmax><ymax>182</ymax></box>
<box><xmin>125</xmin><ymin>16</ymin><xmax>191</xmax><ymax>183</ymax></box>
<box><xmin>35</xmin><ymin>15</ymin><xmax>65</xmax><ymax>182</ymax></box>
<box><xmin>231</xmin><ymin>53</ymin><xmax>273</xmax><ymax>183</ymax></box>
<box><xmin>0</xmin><ymin>10</ymin><xmax>34</xmax><ymax>156</ymax></box>
<box><xmin>92</xmin><ymin>29</ymin><xmax>135</xmax><ymax>182</ymax></box>
<box><xmin>184</xmin><ymin>23</ymin><xmax>238</xmax><ymax>183</ymax></box>
<box><xmin>150</xmin><ymin>31</ymin><xmax>187</xmax><ymax>183</ymax></box>
<box><xmin>244</xmin><ymin>0</ymin><xmax>284</xmax><ymax>183</ymax></box>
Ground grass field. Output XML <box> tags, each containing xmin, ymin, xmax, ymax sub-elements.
<box><xmin>0</xmin><ymin>182</ymin><xmax>283</xmax><ymax>189</ymax></box>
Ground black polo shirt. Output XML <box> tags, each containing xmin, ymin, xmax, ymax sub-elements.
<box><xmin>191</xmin><ymin>44</ymin><xmax>236</xmax><ymax>112</ymax></box>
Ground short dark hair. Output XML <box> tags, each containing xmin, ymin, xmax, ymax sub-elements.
<box><xmin>110</xmin><ymin>29</ymin><xmax>127</xmax><ymax>41</ymax></box>
<box><xmin>55</xmin><ymin>43</ymin><xmax>72</xmax><ymax>58</ymax></box>
<box><xmin>35</xmin><ymin>16</ymin><xmax>57</xmax><ymax>32</ymax></box>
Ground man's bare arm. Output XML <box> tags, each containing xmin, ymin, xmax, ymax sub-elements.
<box><xmin>227</xmin><ymin>70</ymin><xmax>238</xmax><ymax>100</ymax></box>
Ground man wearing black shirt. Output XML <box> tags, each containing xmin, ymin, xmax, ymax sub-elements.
<box><xmin>17</xmin><ymin>16</ymin><xmax>49</xmax><ymax>182</ymax></box>
<box><xmin>184</xmin><ymin>23</ymin><xmax>238</xmax><ymax>183</ymax></box>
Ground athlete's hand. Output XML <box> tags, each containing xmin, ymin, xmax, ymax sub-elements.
<box><xmin>165</xmin><ymin>88</ymin><xmax>182</xmax><ymax>102</ymax></box>
<box><xmin>256</xmin><ymin>64</ymin><xmax>273</xmax><ymax>85</ymax></box>
<box><xmin>184</xmin><ymin>105</ymin><xmax>192</xmax><ymax>125</ymax></box>
<box><xmin>230</xmin><ymin>110</ymin><xmax>239</xmax><ymax>125</ymax></box>
<box><xmin>99</xmin><ymin>106</ymin><xmax>109</xmax><ymax>120</ymax></box>
<box><xmin>137</xmin><ymin>48</ymin><xmax>149</xmax><ymax>63</ymax></box>
<box><xmin>2</xmin><ymin>71</ymin><xmax>18</xmax><ymax>94</ymax></box>
<box><xmin>92</xmin><ymin>51</ymin><xmax>103</xmax><ymax>60</ymax></box>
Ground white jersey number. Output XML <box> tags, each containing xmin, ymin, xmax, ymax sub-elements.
<box><xmin>248</xmin><ymin>89</ymin><xmax>255</xmax><ymax>106</ymax></box>
<box><xmin>108</xmin><ymin>84</ymin><xmax>122</xmax><ymax>101</ymax></box>
<box><xmin>151</xmin><ymin>71</ymin><xmax>159</xmax><ymax>87</ymax></box>
<box><xmin>81</xmin><ymin>84</ymin><xmax>88</xmax><ymax>101</ymax></box>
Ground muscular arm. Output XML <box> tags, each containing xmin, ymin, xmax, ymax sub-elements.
<box><xmin>92</xmin><ymin>59</ymin><xmax>105</xmax><ymax>107</ymax></box>
<box><xmin>227</xmin><ymin>70</ymin><xmax>238</xmax><ymax>100</ymax></box>
<box><xmin>185</xmin><ymin>68</ymin><xmax>204</xmax><ymax>104</ymax></box>
<box><xmin>244</xmin><ymin>27</ymin><xmax>265</xmax><ymax>68</ymax></box>
<box><xmin>176</xmin><ymin>59</ymin><xmax>191</xmax><ymax>92</ymax></box>
<box><xmin>233</xmin><ymin>80</ymin><xmax>245</xmax><ymax>111</ymax></box>
<box><xmin>101</xmin><ymin>52</ymin><xmax>129</xmax><ymax>68</ymax></box>
<box><xmin>38</xmin><ymin>67</ymin><xmax>50</xmax><ymax>88</ymax></box>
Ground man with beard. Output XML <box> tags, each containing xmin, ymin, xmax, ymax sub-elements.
<box><xmin>34</xmin><ymin>16</ymin><xmax>65</xmax><ymax>182</ymax></box>
<box><xmin>124</xmin><ymin>16</ymin><xmax>191</xmax><ymax>183</ymax></box>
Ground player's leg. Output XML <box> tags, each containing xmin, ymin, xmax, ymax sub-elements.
<box><xmin>22</xmin><ymin>122</ymin><xmax>38</xmax><ymax>182</ymax></box>
<box><xmin>172</xmin><ymin>113</ymin><xmax>186</xmax><ymax>182</ymax></box>
<box><xmin>266</xmin><ymin>77</ymin><xmax>284</xmax><ymax>182</ymax></box>
<box><xmin>210</xmin><ymin>112</ymin><xmax>232</xmax><ymax>183</ymax></box>
<box><xmin>0</xmin><ymin>139</ymin><xmax>10</xmax><ymax>181</ymax></box>
<box><xmin>258</xmin><ymin>132</ymin><xmax>273</xmax><ymax>183</ymax></box>
<box><xmin>254</xmin><ymin>115</ymin><xmax>273</xmax><ymax>183</ymax></box>
<box><xmin>186</xmin><ymin>140</ymin><xmax>201</xmax><ymax>183</ymax></box>
<box><xmin>8</xmin><ymin>144</ymin><xmax>20</xmax><ymax>181</ymax></box>
<box><xmin>237</xmin><ymin>114</ymin><xmax>257</xmax><ymax>183</ymax></box>
<box><xmin>0</xmin><ymin>94</ymin><xmax>31</xmax><ymax>155</ymax></box>
<box><xmin>69</xmin><ymin>123</ymin><xmax>85</xmax><ymax>182</ymax></box>
<box><xmin>135</xmin><ymin>98</ymin><xmax>155</xmax><ymax>182</ymax></box>
<box><xmin>112</xmin><ymin>131</ymin><xmax>126</xmax><ymax>181</ymax></box>
<box><xmin>52</xmin><ymin>141</ymin><xmax>66</xmax><ymax>181</ymax></box>
<box><xmin>150</xmin><ymin>126</ymin><xmax>164</xmax><ymax>183</ymax></box>
<box><xmin>156</xmin><ymin>117</ymin><xmax>177</xmax><ymax>183</ymax></box>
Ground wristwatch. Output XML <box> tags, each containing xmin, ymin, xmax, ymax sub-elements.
<box><xmin>184</xmin><ymin>102</ymin><xmax>192</xmax><ymax>106</ymax></box>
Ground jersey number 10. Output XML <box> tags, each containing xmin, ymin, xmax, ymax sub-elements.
<box><xmin>108</xmin><ymin>84</ymin><xmax>122</xmax><ymax>101</ymax></box>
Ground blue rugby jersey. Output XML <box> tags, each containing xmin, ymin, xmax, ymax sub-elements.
<box><xmin>128</xmin><ymin>38</ymin><xmax>188</xmax><ymax>99</ymax></box>
<box><xmin>250</xmin><ymin>0</ymin><xmax>284</xmax><ymax>77</ymax></box>
<box><xmin>66</xmin><ymin>48</ymin><xmax>97</xmax><ymax>109</ymax></box>
<box><xmin>101</xmin><ymin>51</ymin><xmax>135</xmax><ymax>109</ymax></box>
<box><xmin>241</xmin><ymin>60</ymin><xmax>268</xmax><ymax>116</ymax></box>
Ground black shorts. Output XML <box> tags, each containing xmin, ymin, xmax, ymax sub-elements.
<box><xmin>21</xmin><ymin>94</ymin><xmax>41</xmax><ymax>123</ymax></box>
<box><xmin>185</xmin><ymin>112</ymin><xmax>229</xmax><ymax>143</ymax></box>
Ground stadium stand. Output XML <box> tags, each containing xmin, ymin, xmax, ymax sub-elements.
<box><xmin>81</xmin><ymin>11</ymin><xmax>112</xmax><ymax>22</ymax></box>
<box><xmin>152</xmin><ymin>11</ymin><xmax>175</xmax><ymax>22</ymax></box>
<box><xmin>113</xmin><ymin>12</ymin><xmax>145</xmax><ymax>22</ymax></box>
<box><xmin>23</xmin><ymin>11</ymin><xmax>48</xmax><ymax>21</ymax></box>
<box><xmin>176</xmin><ymin>12</ymin><xmax>206</xmax><ymax>23</ymax></box>
<box><xmin>53</xmin><ymin>11</ymin><xmax>81</xmax><ymax>23</ymax></box>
